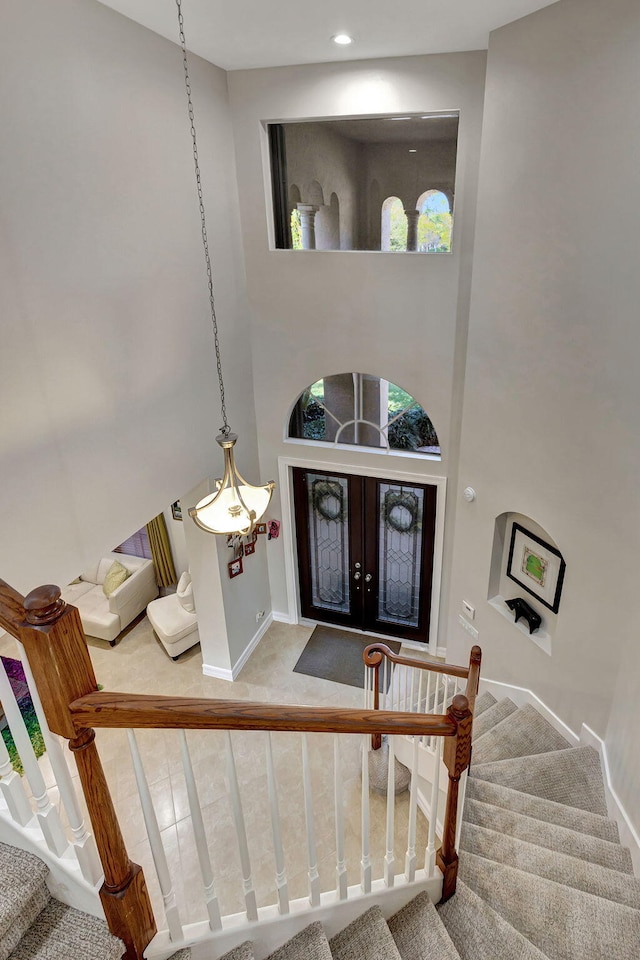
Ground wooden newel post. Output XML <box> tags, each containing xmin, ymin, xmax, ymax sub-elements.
<box><xmin>18</xmin><ymin>585</ymin><xmax>156</xmax><ymax>960</ymax></box>
<box><xmin>436</xmin><ymin>693</ymin><xmax>473</xmax><ymax>902</ymax></box>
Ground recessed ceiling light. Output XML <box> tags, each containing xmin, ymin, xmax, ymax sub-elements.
<box><xmin>409</xmin><ymin>149</ymin><xmax>417</xmax><ymax>153</ymax></box>
<box><xmin>390</xmin><ymin>117</ymin><xmax>412</xmax><ymax>121</ymax></box>
<box><xmin>332</xmin><ymin>33</ymin><xmax>353</xmax><ymax>45</ymax></box>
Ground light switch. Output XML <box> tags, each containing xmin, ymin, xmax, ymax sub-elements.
<box><xmin>462</xmin><ymin>600</ymin><xmax>475</xmax><ymax>620</ymax></box>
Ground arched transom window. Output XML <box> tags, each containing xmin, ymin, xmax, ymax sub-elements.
<box><xmin>288</xmin><ymin>373</ymin><xmax>440</xmax><ymax>457</ymax></box>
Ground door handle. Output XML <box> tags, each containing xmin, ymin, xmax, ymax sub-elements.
<box><xmin>354</xmin><ymin>571</ymin><xmax>361</xmax><ymax>580</ymax></box>
<box><xmin>365</xmin><ymin>573</ymin><xmax>373</xmax><ymax>582</ymax></box>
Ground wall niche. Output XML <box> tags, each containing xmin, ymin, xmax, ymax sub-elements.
<box><xmin>488</xmin><ymin>512</ymin><xmax>564</xmax><ymax>656</ymax></box>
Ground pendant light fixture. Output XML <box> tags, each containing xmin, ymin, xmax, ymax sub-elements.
<box><xmin>175</xmin><ymin>0</ymin><xmax>275</xmax><ymax>536</ymax></box>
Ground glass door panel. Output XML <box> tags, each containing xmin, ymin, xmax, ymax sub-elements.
<box><xmin>376</xmin><ymin>482</ymin><xmax>424</xmax><ymax>628</ymax></box>
<box><xmin>307</xmin><ymin>474</ymin><xmax>350</xmax><ymax>614</ymax></box>
<box><xmin>293</xmin><ymin>467</ymin><xmax>436</xmax><ymax>642</ymax></box>
<box><xmin>293</xmin><ymin>468</ymin><xmax>362</xmax><ymax>627</ymax></box>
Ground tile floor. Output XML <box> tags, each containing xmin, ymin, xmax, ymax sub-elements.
<box><xmin>1</xmin><ymin>617</ymin><xmax>430</xmax><ymax>931</ymax></box>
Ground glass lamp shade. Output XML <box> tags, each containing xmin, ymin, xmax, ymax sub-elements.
<box><xmin>188</xmin><ymin>433</ymin><xmax>275</xmax><ymax>536</ymax></box>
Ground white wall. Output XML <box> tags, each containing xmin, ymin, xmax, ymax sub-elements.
<box><xmin>228</xmin><ymin>52</ymin><xmax>486</xmax><ymax>633</ymax></box>
<box><xmin>447</xmin><ymin>0</ymin><xmax>640</xmax><ymax>736</ymax></box>
<box><xmin>0</xmin><ymin>0</ymin><xmax>268</xmax><ymax>626</ymax></box>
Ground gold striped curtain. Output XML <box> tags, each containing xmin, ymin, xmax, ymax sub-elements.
<box><xmin>146</xmin><ymin>514</ymin><xmax>177</xmax><ymax>587</ymax></box>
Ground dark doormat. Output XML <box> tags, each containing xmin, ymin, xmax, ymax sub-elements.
<box><xmin>293</xmin><ymin>625</ymin><xmax>401</xmax><ymax>690</ymax></box>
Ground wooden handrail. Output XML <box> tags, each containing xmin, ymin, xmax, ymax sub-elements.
<box><xmin>464</xmin><ymin>645</ymin><xmax>482</xmax><ymax>716</ymax></box>
<box><xmin>0</xmin><ymin>577</ymin><xmax>27</xmax><ymax>639</ymax></box>
<box><xmin>363</xmin><ymin>643</ymin><xmax>470</xmax><ymax>680</ymax></box>
<box><xmin>70</xmin><ymin>691</ymin><xmax>458</xmax><ymax>738</ymax></box>
<box><xmin>4</xmin><ymin>573</ymin><xmax>475</xmax><ymax>941</ymax></box>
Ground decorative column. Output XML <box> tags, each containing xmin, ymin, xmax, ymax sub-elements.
<box><xmin>405</xmin><ymin>210</ymin><xmax>420</xmax><ymax>252</ymax></box>
<box><xmin>297</xmin><ymin>204</ymin><xmax>319</xmax><ymax>250</ymax></box>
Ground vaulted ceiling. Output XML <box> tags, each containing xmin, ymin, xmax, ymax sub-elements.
<box><xmin>96</xmin><ymin>0</ymin><xmax>558</xmax><ymax>70</ymax></box>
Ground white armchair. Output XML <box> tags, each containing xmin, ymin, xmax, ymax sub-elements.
<box><xmin>146</xmin><ymin>571</ymin><xmax>200</xmax><ymax>660</ymax></box>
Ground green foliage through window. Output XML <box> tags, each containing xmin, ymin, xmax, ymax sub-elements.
<box><xmin>289</xmin><ymin>374</ymin><xmax>440</xmax><ymax>456</ymax></box>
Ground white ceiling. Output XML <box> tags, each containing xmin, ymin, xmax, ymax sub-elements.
<box><xmin>96</xmin><ymin>0</ymin><xmax>558</xmax><ymax>71</ymax></box>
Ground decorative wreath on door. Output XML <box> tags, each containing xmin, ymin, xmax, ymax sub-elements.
<box><xmin>383</xmin><ymin>490</ymin><xmax>420</xmax><ymax>534</ymax></box>
<box><xmin>312</xmin><ymin>479</ymin><xmax>345</xmax><ymax>522</ymax></box>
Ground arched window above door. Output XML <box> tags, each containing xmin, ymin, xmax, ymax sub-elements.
<box><xmin>288</xmin><ymin>373</ymin><xmax>440</xmax><ymax>457</ymax></box>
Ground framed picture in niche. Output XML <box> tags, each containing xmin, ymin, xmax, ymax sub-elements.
<box><xmin>506</xmin><ymin>523</ymin><xmax>565</xmax><ymax>613</ymax></box>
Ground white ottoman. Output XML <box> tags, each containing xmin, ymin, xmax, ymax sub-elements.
<box><xmin>146</xmin><ymin>572</ymin><xmax>199</xmax><ymax>660</ymax></box>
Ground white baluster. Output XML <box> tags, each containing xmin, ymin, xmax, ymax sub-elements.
<box><xmin>410</xmin><ymin>666</ymin><xmax>417</xmax><ymax>713</ymax></box>
<box><xmin>0</xmin><ymin>662</ymin><xmax>67</xmax><ymax>855</ymax></box>
<box><xmin>382</xmin><ymin>658</ymin><xmax>389</xmax><ymax>710</ymax></box>
<box><xmin>455</xmin><ymin>768</ymin><xmax>469</xmax><ymax>851</ymax></box>
<box><xmin>453</xmin><ymin>677</ymin><xmax>460</xmax><ymax>699</ymax></box>
<box><xmin>0</xmin><ymin>730</ymin><xmax>33</xmax><ymax>826</ymax></box>
<box><xmin>18</xmin><ymin>645</ymin><xmax>101</xmax><ymax>884</ymax></box>
<box><xmin>179</xmin><ymin>731</ymin><xmax>221</xmax><ymax>930</ymax></box>
<box><xmin>360</xmin><ymin>734</ymin><xmax>371</xmax><ymax>894</ymax></box>
<box><xmin>265</xmin><ymin>733</ymin><xmax>289</xmax><ymax>915</ymax></box>
<box><xmin>334</xmin><ymin>735</ymin><xmax>347</xmax><ymax>900</ymax></box>
<box><xmin>225</xmin><ymin>731</ymin><xmax>258</xmax><ymax>921</ymax></box>
<box><xmin>128</xmin><ymin>730</ymin><xmax>183</xmax><ymax>940</ymax></box>
<box><xmin>425</xmin><ymin>672</ymin><xmax>433</xmax><ymax>748</ymax></box>
<box><xmin>404</xmin><ymin>734</ymin><xmax>420</xmax><ymax>882</ymax></box>
<box><xmin>425</xmin><ymin>737</ymin><xmax>443</xmax><ymax>876</ymax></box>
<box><xmin>301</xmin><ymin>734</ymin><xmax>320</xmax><ymax>907</ymax></box>
<box><xmin>384</xmin><ymin>735</ymin><xmax>395</xmax><ymax>887</ymax></box>
<box><xmin>417</xmin><ymin>670</ymin><xmax>425</xmax><ymax>716</ymax></box>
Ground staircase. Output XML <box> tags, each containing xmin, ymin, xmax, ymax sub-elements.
<box><xmin>217</xmin><ymin>691</ymin><xmax>640</xmax><ymax>960</ymax></box>
<box><xmin>5</xmin><ymin>691</ymin><xmax>638</xmax><ymax>959</ymax></box>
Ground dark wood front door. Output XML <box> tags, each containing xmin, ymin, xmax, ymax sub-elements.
<box><xmin>292</xmin><ymin>468</ymin><xmax>437</xmax><ymax>644</ymax></box>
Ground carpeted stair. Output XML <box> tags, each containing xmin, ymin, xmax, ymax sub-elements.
<box><xmin>0</xmin><ymin>838</ymin><xmax>191</xmax><ymax>960</ymax></box>
<box><xmin>5</xmin><ymin>694</ymin><xmax>637</xmax><ymax>960</ymax></box>
<box><xmin>212</xmin><ymin>693</ymin><xmax>639</xmax><ymax>960</ymax></box>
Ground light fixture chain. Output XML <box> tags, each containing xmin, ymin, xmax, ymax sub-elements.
<box><xmin>176</xmin><ymin>0</ymin><xmax>229</xmax><ymax>436</ymax></box>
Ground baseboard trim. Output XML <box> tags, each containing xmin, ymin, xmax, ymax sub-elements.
<box><xmin>580</xmin><ymin>723</ymin><xmax>640</xmax><ymax>875</ymax></box>
<box><xmin>479</xmin><ymin>677</ymin><xmax>580</xmax><ymax>745</ymax></box>
<box><xmin>201</xmin><ymin>613</ymin><xmax>274</xmax><ymax>683</ymax></box>
<box><xmin>272</xmin><ymin>610</ymin><xmax>294</xmax><ymax>624</ymax></box>
<box><xmin>478</xmin><ymin>677</ymin><xmax>640</xmax><ymax>870</ymax></box>
<box><xmin>201</xmin><ymin>662</ymin><xmax>234</xmax><ymax>682</ymax></box>
<box><xmin>231</xmin><ymin>613</ymin><xmax>273</xmax><ymax>679</ymax></box>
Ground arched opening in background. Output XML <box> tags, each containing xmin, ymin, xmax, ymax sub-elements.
<box><xmin>381</xmin><ymin>197</ymin><xmax>407</xmax><ymax>252</ymax></box>
<box><xmin>316</xmin><ymin>192</ymin><xmax>340</xmax><ymax>250</ymax></box>
<box><xmin>288</xmin><ymin>184</ymin><xmax>302</xmax><ymax>249</ymax></box>
<box><xmin>416</xmin><ymin>190</ymin><xmax>452</xmax><ymax>253</ymax></box>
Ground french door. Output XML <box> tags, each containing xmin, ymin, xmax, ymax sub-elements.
<box><xmin>292</xmin><ymin>468</ymin><xmax>437</xmax><ymax>644</ymax></box>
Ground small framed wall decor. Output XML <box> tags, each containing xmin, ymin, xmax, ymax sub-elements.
<box><xmin>255</xmin><ymin>522</ymin><xmax>267</xmax><ymax>535</ymax></box>
<box><xmin>506</xmin><ymin>522</ymin><xmax>565</xmax><ymax>613</ymax></box>
<box><xmin>244</xmin><ymin>539</ymin><xmax>256</xmax><ymax>557</ymax></box>
<box><xmin>171</xmin><ymin>501</ymin><xmax>182</xmax><ymax>521</ymax></box>
<box><xmin>228</xmin><ymin>557</ymin><xmax>243</xmax><ymax>579</ymax></box>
